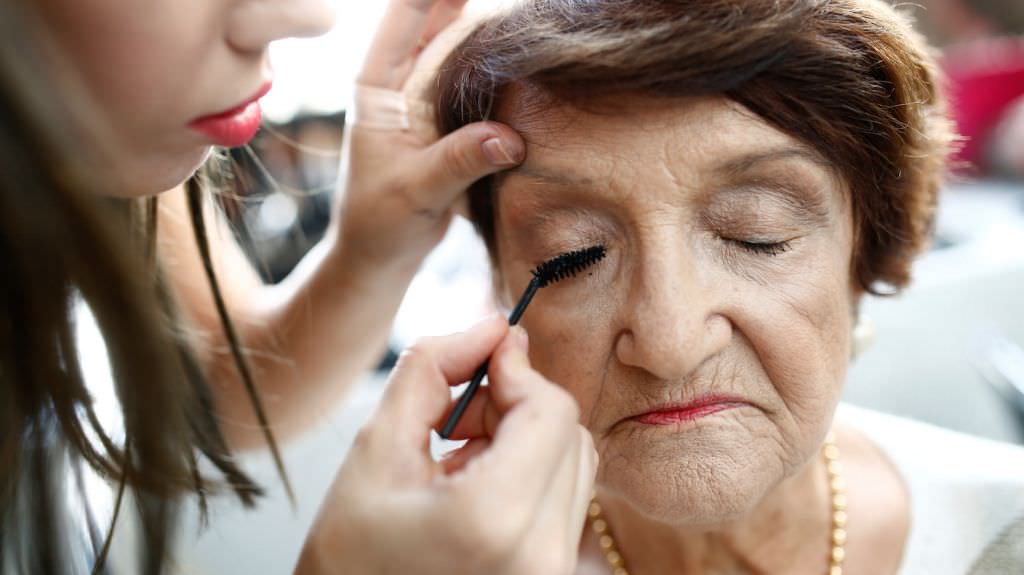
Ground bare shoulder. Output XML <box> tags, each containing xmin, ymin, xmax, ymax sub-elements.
<box><xmin>834</xmin><ymin>422</ymin><xmax>910</xmax><ymax>575</ymax></box>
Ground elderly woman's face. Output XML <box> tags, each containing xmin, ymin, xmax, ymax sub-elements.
<box><xmin>492</xmin><ymin>96</ymin><xmax>856</xmax><ymax>525</ymax></box>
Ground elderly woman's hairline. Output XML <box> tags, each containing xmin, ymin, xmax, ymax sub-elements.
<box><xmin>434</xmin><ymin>0</ymin><xmax>954</xmax><ymax>296</ymax></box>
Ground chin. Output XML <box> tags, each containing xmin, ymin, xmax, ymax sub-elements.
<box><xmin>599</xmin><ymin>438</ymin><xmax>780</xmax><ymax>528</ymax></box>
<box><xmin>100</xmin><ymin>145</ymin><xmax>214</xmax><ymax>198</ymax></box>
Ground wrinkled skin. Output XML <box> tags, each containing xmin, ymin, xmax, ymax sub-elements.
<box><xmin>491</xmin><ymin>96</ymin><xmax>864</xmax><ymax>572</ymax></box>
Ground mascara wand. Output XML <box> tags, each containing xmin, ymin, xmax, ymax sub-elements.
<box><xmin>439</xmin><ymin>245</ymin><xmax>607</xmax><ymax>439</ymax></box>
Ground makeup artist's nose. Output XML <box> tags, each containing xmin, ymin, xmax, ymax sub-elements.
<box><xmin>614</xmin><ymin>239</ymin><xmax>731</xmax><ymax>382</ymax></box>
<box><xmin>228</xmin><ymin>0</ymin><xmax>337</xmax><ymax>53</ymax></box>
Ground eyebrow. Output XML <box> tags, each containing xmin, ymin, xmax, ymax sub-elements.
<box><xmin>712</xmin><ymin>146</ymin><xmax>832</xmax><ymax>177</ymax></box>
<box><xmin>496</xmin><ymin>165</ymin><xmax>600</xmax><ymax>189</ymax></box>
<box><xmin>709</xmin><ymin>146</ymin><xmax>834</xmax><ymax>221</ymax></box>
<box><xmin>502</xmin><ymin>146</ymin><xmax>829</xmax><ymax>185</ymax></box>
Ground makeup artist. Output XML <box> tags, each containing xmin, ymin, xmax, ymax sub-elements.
<box><xmin>0</xmin><ymin>0</ymin><xmax>595</xmax><ymax>574</ymax></box>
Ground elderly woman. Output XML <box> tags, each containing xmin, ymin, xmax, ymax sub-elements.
<box><xmin>424</xmin><ymin>0</ymin><xmax>1024</xmax><ymax>573</ymax></box>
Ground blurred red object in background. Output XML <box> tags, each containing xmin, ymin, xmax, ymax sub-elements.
<box><xmin>943</xmin><ymin>37</ymin><xmax>1024</xmax><ymax>176</ymax></box>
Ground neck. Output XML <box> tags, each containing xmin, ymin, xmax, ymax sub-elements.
<box><xmin>590</xmin><ymin>456</ymin><xmax>832</xmax><ymax>574</ymax></box>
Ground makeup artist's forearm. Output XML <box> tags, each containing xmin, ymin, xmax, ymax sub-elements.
<box><xmin>215</xmin><ymin>236</ymin><xmax>417</xmax><ymax>449</ymax></box>
<box><xmin>158</xmin><ymin>186</ymin><xmax>414</xmax><ymax>448</ymax></box>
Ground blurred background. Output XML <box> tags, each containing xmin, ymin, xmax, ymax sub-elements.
<box><xmin>168</xmin><ymin>1</ymin><xmax>1024</xmax><ymax>572</ymax></box>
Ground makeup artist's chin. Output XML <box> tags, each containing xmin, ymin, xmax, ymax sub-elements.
<box><xmin>102</xmin><ymin>145</ymin><xmax>213</xmax><ymax>198</ymax></box>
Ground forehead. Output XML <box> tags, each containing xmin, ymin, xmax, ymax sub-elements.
<box><xmin>495</xmin><ymin>93</ymin><xmax>841</xmax><ymax>197</ymax></box>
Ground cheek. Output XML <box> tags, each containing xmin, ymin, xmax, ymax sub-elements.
<box><xmin>39</xmin><ymin>0</ymin><xmax>210</xmax><ymax>130</ymax></box>
<box><xmin>725</xmin><ymin>238</ymin><xmax>853</xmax><ymax>442</ymax></box>
<box><xmin>518</xmin><ymin>286</ymin><xmax>619</xmax><ymax>424</ymax></box>
<box><xmin>37</xmin><ymin>0</ymin><xmax>221</xmax><ymax>194</ymax></box>
<box><xmin>495</xmin><ymin>226</ymin><xmax>623</xmax><ymax>424</ymax></box>
<box><xmin>747</xmin><ymin>277</ymin><xmax>850</xmax><ymax>400</ymax></box>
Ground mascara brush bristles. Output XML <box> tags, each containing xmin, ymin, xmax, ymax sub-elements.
<box><xmin>532</xmin><ymin>245</ymin><xmax>607</xmax><ymax>288</ymax></box>
<box><xmin>438</xmin><ymin>244</ymin><xmax>606</xmax><ymax>439</ymax></box>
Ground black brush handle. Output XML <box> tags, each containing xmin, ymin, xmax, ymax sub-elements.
<box><xmin>508</xmin><ymin>278</ymin><xmax>540</xmax><ymax>325</ymax></box>
<box><xmin>439</xmin><ymin>278</ymin><xmax>541</xmax><ymax>439</ymax></box>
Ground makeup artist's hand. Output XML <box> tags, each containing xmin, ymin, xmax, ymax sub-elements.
<box><xmin>335</xmin><ymin>0</ymin><xmax>524</xmax><ymax>273</ymax></box>
<box><xmin>295</xmin><ymin>316</ymin><xmax>598</xmax><ymax>575</ymax></box>
<box><xmin>181</xmin><ymin>0</ymin><xmax>524</xmax><ymax>449</ymax></box>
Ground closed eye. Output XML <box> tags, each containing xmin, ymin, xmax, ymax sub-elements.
<box><xmin>730</xmin><ymin>239</ymin><xmax>792</xmax><ymax>256</ymax></box>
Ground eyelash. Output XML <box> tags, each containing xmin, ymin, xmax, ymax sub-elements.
<box><xmin>541</xmin><ymin>235</ymin><xmax>790</xmax><ymax>271</ymax></box>
<box><xmin>537</xmin><ymin>246</ymin><xmax>606</xmax><ymax>284</ymax></box>
<box><xmin>731</xmin><ymin>239</ymin><xmax>793</xmax><ymax>257</ymax></box>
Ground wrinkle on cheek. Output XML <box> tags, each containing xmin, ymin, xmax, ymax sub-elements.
<box><xmin>778</xmin><ymin>265</ymin><xmax>852</xmax><ymax>371</ymax></box>
<box><xmin>517</xmin><ymin>283</ymin><xmax>623</xmax><ymax>449</ymax></box>
<box><xmin>743</xmin><ymin>264</ymin><xmax>849</xmax><ymax>457</ymax></box>
<box><xmin>712</xmin><ymin>360</ymin><xmax>746</xmax><ymax>397</ymax></box>
<box><xmin>522</xmin><ymin>305</ymin><xmax>604</xmax><ymax>390</ymax></box>
<box><xmin>761</xmin><ymin>421</ymin><xmax>800</xmax><ymax>478</ymax></box>
<box><xmin>585</xmin><ymin>347</ymin><xmax>616</xmax><ymax>431</ymax></box>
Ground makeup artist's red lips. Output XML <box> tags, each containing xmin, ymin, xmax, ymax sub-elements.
<box><xmin>630</xmin><ymin>395</ymin><xmax>748</xmax><ymax>425</ymax></box>
<box><xmin>189</xmin><ymin>81</ymin><xmax>272</xmax><ymax>148</ymax></box>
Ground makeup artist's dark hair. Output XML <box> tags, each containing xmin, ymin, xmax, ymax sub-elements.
<box><xmin>435</xmin><ymin>0</ymin><xmax>955</xmax><ymax>294</ymax></box>
<box><xmin>0</xmin><ymin>1</ymin><xmax>284</xmax><ymax>573</ymax></box>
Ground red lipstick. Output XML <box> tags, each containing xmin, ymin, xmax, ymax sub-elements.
<box><xmin>631</xmin><ymin>395</ymin><xmax>746</xmax><ymax>425</ymax></box>
<box><xmin>189</xmin><ymin>82</ymin><xmax>272</xmax><ymax>148</ymax></box>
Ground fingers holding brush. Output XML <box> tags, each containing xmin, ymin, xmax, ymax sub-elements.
<box><xmin>460</xmin><ymin>328</ymin><xmax>596</xmax><ymax>505</ymax></box>
<box><xmin>440</xmin><ymin>385</ymin><xmax>502</xmax><ymax>441</ymax></box>
<box><xmin>437</xmin><ymin>328</ymin><xmax>598</xmax><ymax>574</ymax></box>
<box><xmin>440</xmin><ymin>437</ymin><xmax>491</xmax><ymax>475</ymax></box>
<box><xmin>298</xmin><ymin>321</ymin><xmax>595</xmax><ymax>575</ymax></box>
<box><xmin>465</xmin><ymin>336</ymin><xmax>597</xmax><ymax>574</ymax></box>
<box><xmin>358</xmin><ymin>314</ymin><xmax>508</xmax><ymax>475</ymax></box>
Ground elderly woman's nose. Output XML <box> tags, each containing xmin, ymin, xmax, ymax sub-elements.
<box><xmin>227</xmin><ymin>0</ymin><xmax>336</xmax><ymax>53</ymax></box>
<box><xmin>614</xmin><ymin>250</ymin><xmax>731</xmax><ymax>382</ymax></box>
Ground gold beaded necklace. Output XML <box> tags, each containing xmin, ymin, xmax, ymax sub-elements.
<box><xmin>588</xmin><ymin>431</ymin><xmax>847</xmax><ymax>575</ymax></box>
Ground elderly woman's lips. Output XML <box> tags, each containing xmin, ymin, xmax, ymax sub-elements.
<box><xmin>631</xmin><ymin>396</ymin><xmax>747</xmax><ymax>425</ymax></box>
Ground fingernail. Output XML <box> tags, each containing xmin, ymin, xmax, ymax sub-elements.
<box><xmin>512</xmin><ymin>325</ymin><xmax>529</xmax><ymax>353</ymax></box>
<box><xmin>482</xmin><ymin>138</ymin><xmax>522</xmax><ymax>167</ymax></box>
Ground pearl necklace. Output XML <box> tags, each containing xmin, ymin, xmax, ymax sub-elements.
<box><xmin>588</xmin><ymin>431</ymin><xmax>847</xmax><ymax>575</ymax></box>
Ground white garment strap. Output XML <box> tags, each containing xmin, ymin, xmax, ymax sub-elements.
<box><xmin>350</xmin><ymin>84</ymin><xmax>410</xmax><ymax>131</ymax></box>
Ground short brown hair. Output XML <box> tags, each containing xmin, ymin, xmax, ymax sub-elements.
<box><xmin>434</xmin><ymin>0</ymin><xmax>954</xmax><ymax>294</ymax></box>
